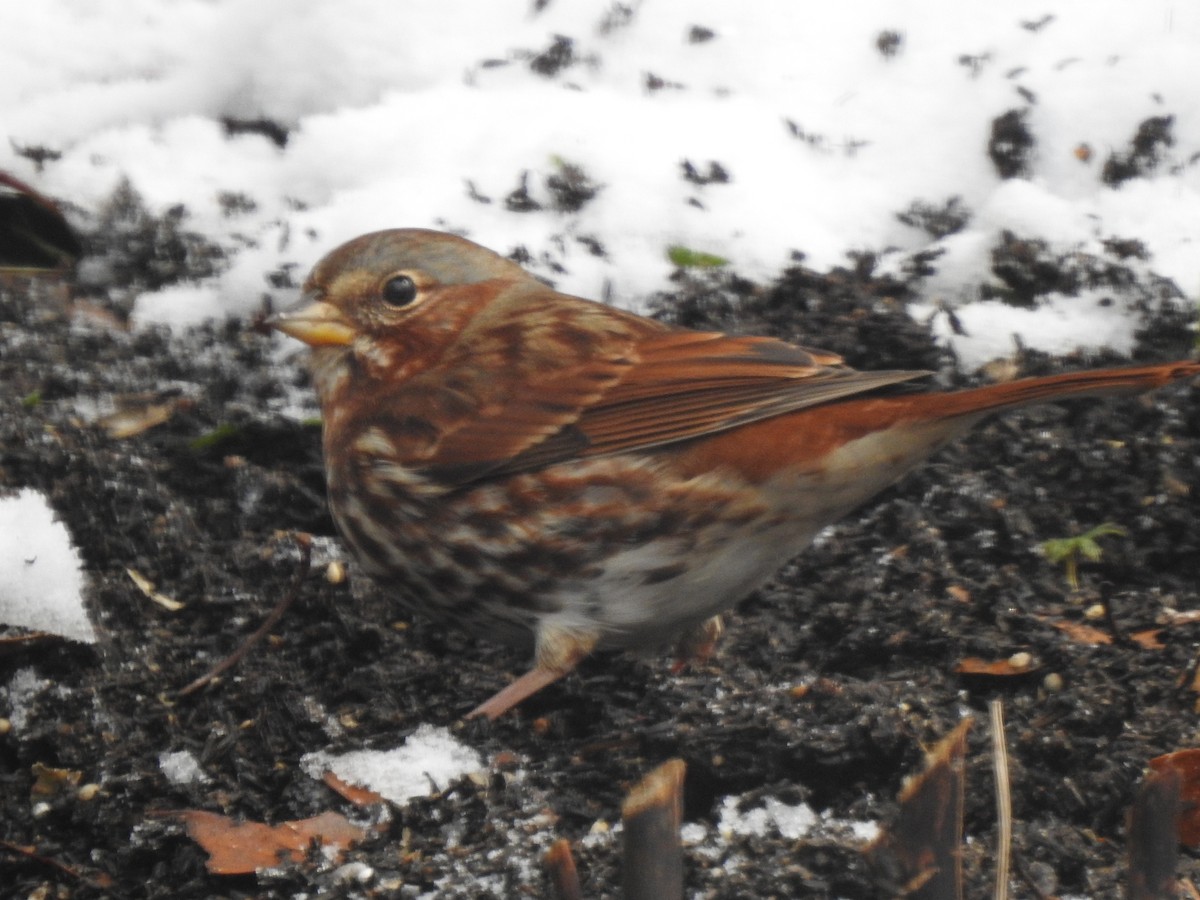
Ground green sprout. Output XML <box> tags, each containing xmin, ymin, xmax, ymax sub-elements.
<box><xmin>21</xmin><ymin>390</ymin><xmax>42</xmax><ymax>408</ymax></box>
<box><xmin>667</xmin><ymin>245</ymin><xmax>729</xmax><ymax>269</ymax></box>
<box><xmin>1040</xmin><ymin>522</ymin><xmax>1128</xmax><ymax>590</ymax></box>
<box><xmin>189</xmin><ymin>423</ymin><xmax>241</xmax><ymax>451</ymax></box>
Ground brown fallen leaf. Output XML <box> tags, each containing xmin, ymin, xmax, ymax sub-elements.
<box><xmin>31</xmin><ymin>762</ymin><xmax>83</xmax><ymax>798</ymax></box>
<box><xmin>126</xmin><ymin>568</ymin><xmax>185</xmax><ymax>612</ymax></box>
<box><xmin>946</xmin><ymin>584</ymin><xmax>972</xmax><ymax>604</ymax></box>
<box><xmin>98</xmin><ymin>396</ymin><xmax>182</xmax><ymax>440</ymax></box>
<box><xmin>1163</xmin><ymin>610</ymin><xmax>1200</xmax><ymax>628</ymax></box>
<box><xmin>1130</xmin><ymin>629</ymin><xmax>1166</xmax><ymax>651</ymax></box>
<box><xmin>322</xmin><ymin>770</ymin><xmax>386</xmax><ymax>807</ymax></box>
<box><xmin>174</xmin><ymin>809</ymin><xmax>366</xmax><ymax>875</ymax></box>
<box><xmin>1045</xmin><ymin>618</ymin><xmax>1113</xmax><ymax>646</ymax></box>
<box><xmin>1041</xmin><ymin>616</ymin><xmax>1165</xmax><ymax>651</ymax></box>
<box><xmin>955</xmin><ymin>653</ymin><xmax>1039</xmax><ymax>677</ymax></box>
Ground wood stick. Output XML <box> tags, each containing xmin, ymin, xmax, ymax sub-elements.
<box><xmin>868</xmin><ymin>718</ymin><xmax>971</xmax><ymax>899</ymax></box>
<box><xmin>990</xmin><ymin>699</ymin><xmax>1011</xmax><ymax>900</ymax></box>
<box><xmin>178</xmin><ymin>532</ymin><xmax>311</xmax><ymax>696</ymax></box>
<box><xmin>544</xmin><ymin>838</ymin><xmax>583</xmax><ymax>900</ymax></box>
<box><xmin>1127</xmin><ymin>765</ymin><xmax>1181</xmax><ymax>900</ymax></box>
<box><xmin>622</xmin><ymin>758</ymin><xmax>686</xmax><ymax>900</ymax></box>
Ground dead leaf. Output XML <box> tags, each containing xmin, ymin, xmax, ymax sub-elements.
<box><xmin>955</xmin><ymin>654</ymin><xmax>1039</xmax><ymax>677</ymax></box>
<box><xmin>1163</xmin><ymin>474</ymin><xmax>1191</xmax><ymax>497</ymax></box>
<box><xmin>946</xmin><ymin>584</ymin><xmax>972</xmax><ymax>604</ymax></box>
<box><xmin>322</xmin><ymin>771</ymin><xmax>385</xmax><ymax>807</ymax></box>
<box><xmin>1130</xmin><ymin>629</ymin><xmax>1166</xmax><ymax>651</ymax></box>
<box><xmin>1040</xmin><ymin>615</ymin><xmax>1165</xmax><ymax>651</ymax></box>
<box><xmin>31</xmin><ymin>762</ymin><xmax>83</xmax><ymax>798</ymax></box>
<box><xmin>126</xmin><ymin>568</ymin><xmax>184</xmax><ymax>612</ymax></box>
<box><xmin>99</xmin><ymin>398</ymin><xmax>180</xmax><ymax>439</ymax></box>
<box><xmin>175</xmin><ymin>809</ymin><xmax>366</xmax><ymax>875</ymax></box>
<box><xmin>1046</xmin><ymin>618</ymin><xmax>1113</xmax><ymax>646</ymax></box>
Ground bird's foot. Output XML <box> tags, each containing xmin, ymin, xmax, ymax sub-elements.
<box><xmin>466</xmin><ymin>625</ymin><xmax>599</xmax><ymax>720</ymax></box>
<box><xmin>670</xmin><ymin>615</ymin><xmax>724</xmax><ymax>674</ymax></box>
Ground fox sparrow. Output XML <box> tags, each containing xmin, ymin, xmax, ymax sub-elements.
<box><xmin>270</xmin><ymin>228</ymin><xmax>1200</xmax><ymax>719</ymax></box>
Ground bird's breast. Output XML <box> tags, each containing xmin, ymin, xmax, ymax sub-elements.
<box><xmin>321</xmin><ymin>432</ymin><xmax>821</xmax><ymax>648</ymax></box>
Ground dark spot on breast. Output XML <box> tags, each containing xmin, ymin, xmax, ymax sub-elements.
<box><xmin>461</xmin><ymin>510</ymin><xmax>514</xmax><ymax>539</ymax></box>
<box><xmin>426</xmin><ymin>567</ymin><xmax>467</xmax><ymax>594</ymax></box>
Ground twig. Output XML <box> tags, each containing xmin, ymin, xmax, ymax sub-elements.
<box><xmin>989</xmin><ymin>699</ymin><xmax>1011</xmax><ymax>900</ymax></box>
<box><xmin>0</xmin><ymin>838</ymin><xmax>118</xmax><ymax>893</ymax></box>
<box><xmin>1098</xmin><ymin>582</ymin><xmax>1131</xmax><ymax>648</ymax></box>
<box><xmin>1127</xmin><ymin>766</ymin><xmax>1182</xmax><ymax>900</ymax></box>
<box><xmin>178</xmin><ymin>533</ymin><xmax>312</xmax><ymax>697</ymax></box>
<box><xmin>622</xmin><ymin>758</ymin><xmax>687</xmax><ymax>900</ymax></box>
<box><xmin>545</xmin><ymin>838</ymin><xmax>583</xmax><ymax>900</ymax></box>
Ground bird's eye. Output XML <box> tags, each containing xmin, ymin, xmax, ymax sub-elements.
<box><xmin>381</xmin><ymin>275</ymin><xmax>418</xmax><ymax>307</ymax></box>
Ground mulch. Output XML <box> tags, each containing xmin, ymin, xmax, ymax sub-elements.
<box><xmin>1</xmin><ymin>241</ymin><xmax>1198</xmax><ymax>897</ymax></box>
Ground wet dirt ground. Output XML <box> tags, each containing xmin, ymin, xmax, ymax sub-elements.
<box><xmin>1</xmin><ymin>236</ymin><xmax>1198</xmax><ymax>898</ymax></box>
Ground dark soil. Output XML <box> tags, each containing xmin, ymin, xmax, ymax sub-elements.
<box><xmin>1</xmin><ymin>248</ymin><xmax>1198</xmax><ymax>898</ymax></box>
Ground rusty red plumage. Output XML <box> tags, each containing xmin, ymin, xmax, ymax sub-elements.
<box><xmin>269</xmin><ymin>228</ymin><xmax>1200</xmax><ymax>719</ymax></box>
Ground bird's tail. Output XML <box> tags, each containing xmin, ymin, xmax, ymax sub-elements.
<box><xmin>927</xmin><ymin>359</ymin><xmax>1200</xmax><ymax>419</ymax></box>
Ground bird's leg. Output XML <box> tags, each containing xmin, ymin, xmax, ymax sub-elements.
<box><xmin>466</xmin><ymin>626</ymin><xmax>598</xmax><ymax>720</ymax></box>
<box><xmin>671</xmin><ymin>615</ymin><xmax>724</xmax><ymax>674</ymax></box>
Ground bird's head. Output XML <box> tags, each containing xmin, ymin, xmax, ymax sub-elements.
<box><xmin>268</xmin><ymin>228</ymin><xmax>536</xmax><ymax>398</ymax></box>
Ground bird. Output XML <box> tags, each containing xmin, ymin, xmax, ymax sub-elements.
<box><xmin>268</xmin><ymin>228</ymin><xmax>1200</xmax><ymax>720</ymax></box>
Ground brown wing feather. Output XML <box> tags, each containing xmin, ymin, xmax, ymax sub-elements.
<box><xmin>401</xmin><ymin>286</ymin><xmax>666</xmax><ymax>482</ymax></box>
<box><xmin>412</xmin><ymin>354</ymin><xmax>635</xmax><ymax>482</ymax></box>
<box><xmin>427</xmin><ymin>326</ymin><xmax>929</xmax><ymax>484</ymax></box>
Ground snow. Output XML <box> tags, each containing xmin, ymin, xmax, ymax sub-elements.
<box><xmin>0</xmin><ymin>489</ymin><xmax>95</xmax><ymax>644</ymax></box>
<box><xmin>716</xmin><ymin>793</ymin><xmax>879</xmax><ymax>844</ymax></box>
<box><xmin>301</xmin><ymin>724</ymin><xmax>483</xmax><ymax>805</ymax></box>
<box><xmin>3</xmin><ymin>1</ymin><xmax>1197</xmax><ymax>363</ymax></box>
<box><xmin>159</xmin><ymin>749</ymin><xmax>211</xmax><ymax>786</ymax></box>
<box><xmin>3</xmin><ymin>668</ymin><xmax>52</xmax><ymax>733</ymax></box>
<box><xmin>2</xmin><ymin>5</ymin><xmax>1196</xmax><ymax>879</ymax></box>
<box><xmin>719</xmin><ymin>795</ymin><xmax>820</xmax><ymax>840</ymax></box>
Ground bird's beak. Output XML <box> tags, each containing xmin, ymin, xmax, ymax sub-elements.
<box><xmin>267</xmin><ymin>295</ymin><xmax>356</xmax><ymax>347</ymax></box>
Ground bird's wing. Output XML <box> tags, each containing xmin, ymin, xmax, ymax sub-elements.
<box><xmin>420</xmin><ymin>325</ymin><xmax>928</xmax><ymax>485</ymax></box>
